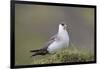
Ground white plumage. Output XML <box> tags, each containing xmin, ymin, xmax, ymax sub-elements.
<box><xmin>47</xmin><ymin>24</ymin><xmax>69</xmax><ymax>53</ymax></box>
<box><xmin>30</xmin><ymin>23</ymin><xmax>69</xmax><ymax>56</ymax></box>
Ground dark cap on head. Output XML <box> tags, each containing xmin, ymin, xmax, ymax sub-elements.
<box><xmin>61</xmin><ymin>24</ymin><xmax>64</xmax><ymax>26</ymax></box>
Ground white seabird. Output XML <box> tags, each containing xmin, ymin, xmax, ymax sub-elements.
<box><xmin>30</xmin><ymin>23</ymin><xmax>69</xmax><ymax>56</ymax></box>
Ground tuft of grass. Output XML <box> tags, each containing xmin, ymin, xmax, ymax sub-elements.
<box><xmin>31</xmin><ymin>48</ymin><xmax>94</xmax><ymax>64</ymax></box>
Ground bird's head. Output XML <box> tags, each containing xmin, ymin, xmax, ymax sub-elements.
<box><xmin>59</xmin><ymin>23</ymin><xmax>67</xmax><ymax>31</ymax></box>
<box><xmin>58</xmin><ymin>23</ymin><xmax>68</xmax><ymax>37</ymax></box>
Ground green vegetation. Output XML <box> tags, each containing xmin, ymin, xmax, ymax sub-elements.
<box><xmin>31</xmin><ymin>48</ymin><xmax>94</xmax><ymax>64</ymax></box>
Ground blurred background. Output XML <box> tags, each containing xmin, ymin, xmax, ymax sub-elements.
<box><xmin>15</xmin><ymin>4</ymin><xmax>94</xmax><ymax>65</ymax></box>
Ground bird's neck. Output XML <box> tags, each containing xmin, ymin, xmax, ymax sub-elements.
<box><xmin>57</xmin><ymin>29</ymin><xmax>69</xmax><ymax>42</ymax></box>
<box><xmin>58</xmin><ymin>28</ymin><xmax>68</xmax><ymax>37</ymax></box>
<box><xmin>58</xmin><ymin>27</ymin><xmax>65</xmax><ymax>33</ymax></box>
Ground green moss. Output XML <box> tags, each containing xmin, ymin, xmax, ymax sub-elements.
<box><xmin>31</xmin><ymin>48</ymin><xmax>94</xmax><ymax>64</ymax></box>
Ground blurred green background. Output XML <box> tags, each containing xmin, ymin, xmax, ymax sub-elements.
<box><xmin>15</xmin><ymin>4</ymin><xmax>94</xmax><ymax>65</ymax></box>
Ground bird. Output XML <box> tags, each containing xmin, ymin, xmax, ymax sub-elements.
<box><xmin>30</xmin><ymin>23</ymin><xmax>69</xmax><ymax>56</ymax></box>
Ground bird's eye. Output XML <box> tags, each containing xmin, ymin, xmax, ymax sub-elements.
<box><xmin>61</xmin><ymin>24</ymin><xmax>64</xmax><ymax>26</ymax></box>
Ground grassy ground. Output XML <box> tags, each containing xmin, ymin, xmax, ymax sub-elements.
<box><xmin>31</xmin><ymin>47</ymin><xmax>94</xmax><ymax>64</ymax></box>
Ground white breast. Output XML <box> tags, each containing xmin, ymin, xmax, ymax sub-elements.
<box><xmin>47</xmin><ymin>30</ymin><xmax>69</xmax><ymax>53</ymax></box>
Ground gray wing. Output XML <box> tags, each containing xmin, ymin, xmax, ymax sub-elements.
<box><xmin>42</xmin><ymin>34</ymin><xmax>57</xmax><ymax>50</ymax></box>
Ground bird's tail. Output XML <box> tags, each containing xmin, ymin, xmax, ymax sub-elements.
<box><xmin>30</xmin><ymin>49</ymin><xmax>41</xmax><ymax>52</ymax></box>
<box><xmin>30</xmin><ymin>49</ymin><xmax>48</xmax><ymax>57</ymax></box>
